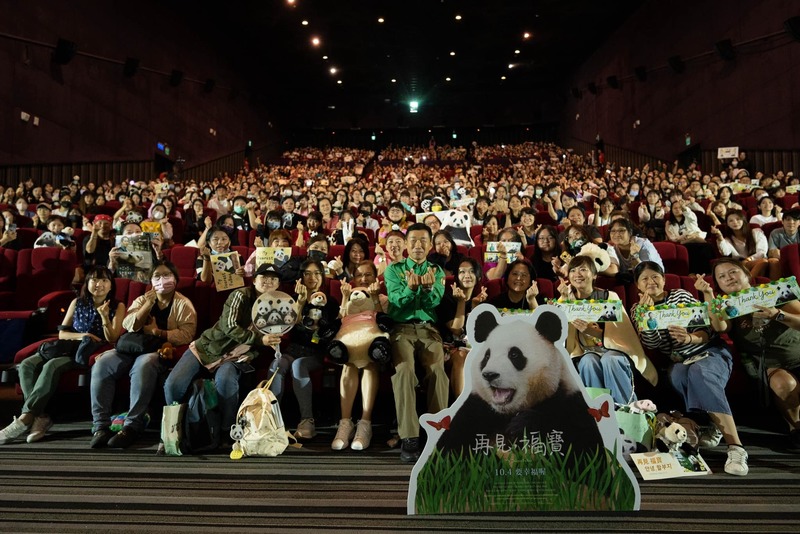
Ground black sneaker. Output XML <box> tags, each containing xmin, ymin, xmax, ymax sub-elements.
<box><xmin>90</xmin><ymin>428</ymin><xmax>113</xmax><ymax>449</ymax></box>
<box><xmin>400</xmin><ymin>437</ymin><xmax>420</xmax><ymax>463</ymax></box>
<box><xmin>108</xmin><ymin>428</ymin><xmax>139</xmax><ymax>449</ymax></box>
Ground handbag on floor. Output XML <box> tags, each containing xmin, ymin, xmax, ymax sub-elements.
<box><xmin>229</xmin><ymin>371</ymin><xmax>296</xmax><ymax>459</ymax></box>
<box><xmin>160</xmin><ymin>379</ymin><xmax>221</xmax><ymax>456</ymax></box>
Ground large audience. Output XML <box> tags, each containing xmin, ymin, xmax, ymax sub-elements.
<box><xmin>1</xmin><ymin>141</ymin><xmax>799</xmax><ymax>474</ymax></box>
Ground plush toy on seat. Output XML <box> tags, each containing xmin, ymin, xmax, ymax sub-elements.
<box><xmin>327</xmin><ymin>288</ymin><xmax>392</xmax><ymax>365</ymax></box>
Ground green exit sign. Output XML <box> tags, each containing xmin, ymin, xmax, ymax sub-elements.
<box><xmin>685</xmin><ymin>136</ymin><xmax>691</xmax><ymax>146</ymax></box>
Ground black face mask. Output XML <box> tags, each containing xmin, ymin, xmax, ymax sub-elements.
<box><xmin>307</xmin><ymin>249</ymin><xmax>327</xmax><ymax>262</ymax></box>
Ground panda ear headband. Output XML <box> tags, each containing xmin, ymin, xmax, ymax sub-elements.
<box><xmin>472</xmin><ymin>309</ymin><xmax>561</xmax><ymax>344</ymax></box>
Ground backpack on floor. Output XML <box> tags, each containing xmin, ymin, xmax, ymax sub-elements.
<box><xmin>229</xmin><ymin>372</ymin><xmax>295</xmax><ymax>459</ymax></box>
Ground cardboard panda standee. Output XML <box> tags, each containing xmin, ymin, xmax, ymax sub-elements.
<box><xmin>408</xmin><ymin>304</ymin><xmax>640</xmax><ymax>514</ymax></box>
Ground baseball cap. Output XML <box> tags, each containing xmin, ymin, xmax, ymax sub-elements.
<box><xmin>255</xmin><ymin>263</ymin><xmax>281</xmax><ymax>278</ymax></box>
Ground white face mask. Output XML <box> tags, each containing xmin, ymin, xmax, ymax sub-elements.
<box><xmin>152</xmin><ymin>211</ymin><xmax>165</xmax><ymax>220</ymax></box>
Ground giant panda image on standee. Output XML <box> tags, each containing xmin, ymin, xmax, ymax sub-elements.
<box><xmin>436</xmin><ymin>307</ymin><xmax>605</xmax><ymax>459</ymax></box>
<box><xmin>408</xmin><ymin>304</ymin><xmax>639</xmax><ymax>515</ymax></box>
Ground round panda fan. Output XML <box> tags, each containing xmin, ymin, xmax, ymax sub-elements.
<box><xmin>251</xmin><ymin>290</ymin><xmax>297</xmax><ymax>359</ymax></box>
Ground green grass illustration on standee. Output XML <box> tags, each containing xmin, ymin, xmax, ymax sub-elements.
<box><xmin>415</xmin><ymin>441</ymin><xmax>636</xmax><ymax>513</ymax></box>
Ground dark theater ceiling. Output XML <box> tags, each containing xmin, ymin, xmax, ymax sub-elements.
<box><xmin>175</xmin><ymin>0</ymin><xmax>641</xmax><ymax>128</ymax></box>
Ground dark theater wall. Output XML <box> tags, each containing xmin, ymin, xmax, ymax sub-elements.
<box><xmin>0</xmin><ymin>0</ymin><xmax>275</xmax><ymax>168</ymax></box>
<box><xmin>560</xmin><ymin>0</ymin><xmax>800</xmax><ymax>161</ymax></box>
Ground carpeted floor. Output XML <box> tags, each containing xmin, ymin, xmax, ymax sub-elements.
<box><xmin>1</xmin><ymin>418</ymin><xmax>799</xmax><ymax>533</ymax></box>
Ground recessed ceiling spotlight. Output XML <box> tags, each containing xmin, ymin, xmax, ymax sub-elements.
<box><xmin>445</xmin><ymin>77</ymin><xmax>451</xmax><ymax>81</ymax></box>
<box><xmin>455</xmin><ymin>15</ymin><xmax>462</xmax><ymax>20</ymax></box>
<box><xmin>322</xmin><ymin>55</ymin><xmax>328</xmax><ymax>60</ymax></box>
<box><xmin>523</xmin><ymin>32</ymin><xmax>531</xmax><ymax>39</ymax></box>
<box><xmin>311</xmin><ymin>37</ymin><xmax>320</xmax><ymax>46</ymax></box>
<box><xmin>337</xmin><ymin>80</ymin><xmax>342</xmax><ymax>84</ymax></box>
<box><xmin>391</xmin><ymin>78</ymin><xmax>396</xmax><ymax>83</ymax></box>
<box><xmin>301</xmin><ymin>20</ymin><xmax>308</xmax><ymax>26</ymax></box>
<box><xmin>449</xmin><ymin>51</ymin><xmax>456</xmax><ymax>56</ymax></box>
<box><xmin>330</xmin><ymin>67</ymin><xmax>337</xmax><ymax>74</ymax></box>
<box><xmin>378</xmin><ymin>17</ymin><xmax>385</xmax><ymax>23</ymax></box>
<box><xmin>514</xmin><ymin>49</ymin><xmax>520</xmax><ymax>54</ymax></box>
<box><xmin>508</xmin><ymin>63</ymin><xmax>515</xmax><ymax>69</ymax></box>
<box><xmin>500</xmin><ymin>75</ymin><xmax>506</xmax><ymax>80</ymax></box>
<box><xmin>287</xmin><ymin>0</ymin><xmax>295</xmax><ymax>5</ymax></box>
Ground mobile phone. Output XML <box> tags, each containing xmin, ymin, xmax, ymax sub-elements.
<box><xmin>8</xmin><ymin>224</ymin><xmax>16</xmax><ymax>232</ymax></box>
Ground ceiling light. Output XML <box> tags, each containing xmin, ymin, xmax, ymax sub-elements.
<box><xmin>500</xmin><ymin>76</ymin><xmax>506</xmax><ymax>80</ymax></box>
<box><xmin>286</xmin><ymin>0</ymin><xmax>295</xmax><ymax>5</ymax></box>
<box><xmin>322</xmin><ymin>55</ymin><xmax>328</xmax><ymax>60</ymax></box>
<box><xmin>311</xmin><ymin>37</ymin><xmax>320</xmax><ymax>46</ymax></box>
<box><xmin>523</xmin><ymin>32</ymin><xmax>531</xmax><ymax>39</ymax></box>
<box><xmin>337</xmin><ymin>80</ymin><xmax>342</xmax><ymax>84</ymax></box>
<box><xmin>409</xmin><ymin>100</ymin><xmax>419</xmax><ymax>113</ymax></box>
<box><xmin>378</xmin><ymin>17</ymin><xmax>385</xmax><ymax>23</ymax></box>
<box><xmin>330</xmin><ymin>67</ymin><xmax>337</xmax><ymax>74</ymax></box>
<box><xmin>455</xmin><ymin>15</ymin><xmax>462</xmax><ymax>20</ymax></box>
<box><xmin>301</xmin><ymin>20</ymin><xmax>308</xmax><ymax>26</ymax></box>
<box><xmin>449</xmin><ymin>51</ymin><xmax>456</xmax><ymax>56</ymax></box>
<box><xmin>514</xmin><ymin>49</ymin><xmax>520</xmax><ymax>54</ymax></box>
<box><xmin>508</xmin><ymin>64</ymin><xmax>515</xmax><ymax>69</ymax></box>
<box><xmin>391</xmin><ymin>78</ymin><xmax>396</xmax><ymax>83</ymax></box>
<box><xmin>445</xmin><ymin>77</ymin><xmax>451</xmax><ymax>81</ymax></box>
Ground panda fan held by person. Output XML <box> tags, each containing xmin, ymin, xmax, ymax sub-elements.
<box><xmin>163</xmin><ymin>263</ymin><xmax>284</xmax><ymax>451</ymax></box>
<box><xmin>557</xmin><ymin>255</ymin><xmax>657</xmax><ymax>405</ymax></box>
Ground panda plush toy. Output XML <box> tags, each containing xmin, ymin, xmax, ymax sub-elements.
<box><xmin>327</xmin><ymin>288</ymin><xmax>393</xmax><ymax>366</ymax></box>
<box><xmin>655</xmin><ymin>421</ymin><xmax>698</xmax><ymax>457</ymax></box>
<box><xmin>436</xmin><ymin>307</ymin><xmax>605</xmax><ymax>460</ymax></box>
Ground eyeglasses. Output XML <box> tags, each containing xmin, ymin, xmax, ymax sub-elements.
<box><xmin>537</xmin><ymin>236</ymin><xmax>554</xmax><ymax>242</ymax></box>
<box><xmin>609</xmin><ymin>228</ymin><xmax>628</xmax><ymax>234</ymax></box>
<box><xmin>303</xmin><ymin>270</ymin><xmax>323</xmax><ymax>277</ymax></box>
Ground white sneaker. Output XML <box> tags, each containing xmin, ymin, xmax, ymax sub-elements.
<box><xmin>27</xmin><ymin>415</ymin><xmax>53</xmax><ymax>443</ymax></box>
<box><xmin>0</xmin><ymin>417</ymin><xmax>31</xmax><ymax>445</ymax></box>
<box><xmin>724</xmin><ymin>445</ymin><xmax>749</xmax><ymax>476</ymax></box>
<box><xmin>331</xmin><ymin>419</ymin><xmax>355</xmax><ymax>450</ymax></box>
<box><xmin>351</xmin><ymin>420</ymin><xmax>372</xmax><ymax>451</ymax></box>
<box><xmin>295</xmin><ymin>418</ymin><xmax>316</xmax><ymax>439</ymax></box>
<box><xmin>699</xmin><ymin>426</ymin><xmax>723</xmax><ymax>448</ymax></box>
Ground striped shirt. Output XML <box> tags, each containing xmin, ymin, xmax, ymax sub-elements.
<box><xmin>636</xmin><ymin>289</ymin><xmax>711</xmax><ymax>361</ymax></box>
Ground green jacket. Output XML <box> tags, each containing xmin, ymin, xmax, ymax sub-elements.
<box><xmin>193</xmin><ymin>287</ymin><xmax>265</xmax><ymax>366</ymax></box>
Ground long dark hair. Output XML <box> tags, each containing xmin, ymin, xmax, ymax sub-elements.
<box><xmin>343</xmin><ymin>236</ymin><xmax>370</xmax><ymax>270</ymax></box>
<box><xmin>723</xmin><ymin>210</ymin><xmax>757</xmax><ymax>256</ymax></box>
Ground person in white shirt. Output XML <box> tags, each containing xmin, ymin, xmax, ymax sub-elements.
<box><xmin>749</xmin><ymin>196</ymin><xmax>782</xmax><ymax>226</ymax></box>
<box><xmin>710</xmin><ymin>209</ymin><xmax>779</xmax><ymax>279</ymax></box>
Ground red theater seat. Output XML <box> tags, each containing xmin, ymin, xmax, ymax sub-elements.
<box><xmin>652</xmin><ymin>242</ymin><xmax>690</xmax><ymax>276</ymax></box>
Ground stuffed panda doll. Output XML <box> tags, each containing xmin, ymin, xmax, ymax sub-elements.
<box><xmin>436</xmin><ymin>308</ymin><xmax>605</xmax><ymax>461</ymax></box>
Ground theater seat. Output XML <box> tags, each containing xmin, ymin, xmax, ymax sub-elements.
<box><xmin>11</xmin><ymin>248</ymin><xmax>77</xmax><ymax>311</ymax></box>
<box><xmin>780</xmin><ymin>243</ymin><xmax>800</xmax><ymax>280</ymax></box>
<box><xmin>652</xmin><ymin>242</ymin><xmax>690</xmax><ymax>276</ymax></box>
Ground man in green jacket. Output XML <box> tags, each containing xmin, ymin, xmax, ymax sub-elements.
<box><xmin>384</xmin><ymin>223</ymin><xmax>448</xmax><ymax>463</ymax></box>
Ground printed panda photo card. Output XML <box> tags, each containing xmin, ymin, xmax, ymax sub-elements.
<box><xmin>484</xmin><ymin>241</ymin><xmax>523</xmax><ymax>264</ymax></box>
<box><xmin>711</xmin><ymin>276</ymin><xmax>800</xmax><ymax>319</ymax></box>
<box><xmin>633</xmin><ymin>302</ymin><xmax>709</xmax><ymax>331</ymax></box>
<box><xmin>408</xmin><ymin>304</ymin><xmax>640</xmax><ymax>515</ymax></box>
<box><xmin>211</xmin><ymin>251</ymin><xmax>244</xmax><ymax>291</ymax></box>
<box><xmin>547</xmin><ymin>299</ymin><xmax>623</xmax><ymax>323</ymax></box>
<box><xmin>440</xmin><ymin>209</ymin><xmax>474</xmax><ymax>247</ymax></box>
<box><xmin>256</xmin><ymin>246</ymin><xmax>292</xmax><ymax>268</ymax></box>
